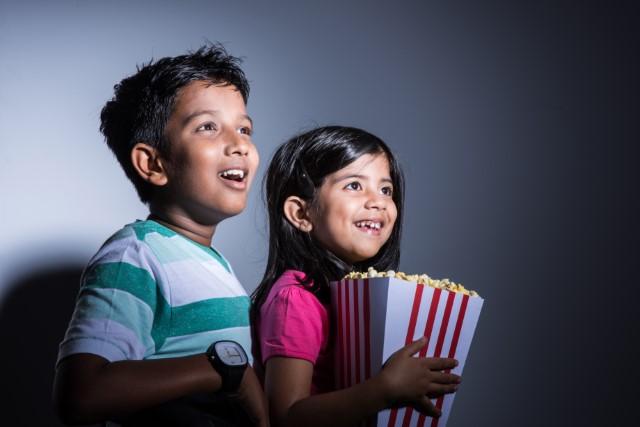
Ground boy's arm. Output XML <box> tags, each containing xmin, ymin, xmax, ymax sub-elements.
<box><xmin>53</xmin><ymin>353</ymin><xmax>267</xmax><ymax>426</ymax></box>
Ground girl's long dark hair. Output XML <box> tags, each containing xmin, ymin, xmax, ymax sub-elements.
<box><xmin>251</xmin><ymin>126</ymin><xmax>405</xmax><ymax>344</ymax></box>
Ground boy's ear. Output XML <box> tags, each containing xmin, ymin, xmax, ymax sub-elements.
<box><xmin>131</xmin><ymin>143</ymin><xmax>168</xmax><ymax>186</ymax></box>
<box><xmin>283</xmin><ymin>196</ymin><xmax>313</xmax><ymax>232</ymax></box>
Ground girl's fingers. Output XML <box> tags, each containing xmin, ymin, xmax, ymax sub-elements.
<box><xmin>424</xmin><ymin>357</ymin><xmax>458</xmax><ymax>371</ymax></box>
<box><xmin>430</xmin><ymin>371</ymin><xmax>461</xmax><ymax>385</ymax></box>
<box><xmin>384</xmin><ymin>337</ymin><xmax>427</xmax><ymax>368</ymax></box>
<box><xmin>412</xmin><ymin>395</ymin><xmax>441</xmax><ymax>418</ymax></box>
<box><xmin>426</xmin><ymin>383</ymin><xmax>459</xmax><ymax>398</ymax></box>
<box><xmin>401</xmin><ymin>337</ymin><xmax>428</xmax><ymax>357</ymax></box>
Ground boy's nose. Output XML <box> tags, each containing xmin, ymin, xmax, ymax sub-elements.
<box><xmin>224</xmin><ymin>131</ymin><xmax>251</xmax><ymax>156</ymax></box>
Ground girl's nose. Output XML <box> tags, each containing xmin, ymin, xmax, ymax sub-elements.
<box><xmin>364</xmin><ymin>190</ymin><xmax>387</xmax><ymax>210</ymax></box>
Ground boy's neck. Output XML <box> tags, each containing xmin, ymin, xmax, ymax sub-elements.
<box><xmin>148</xmin><ymin>208</ymin><xmax>216</xmax><ymax>247</ymax></box>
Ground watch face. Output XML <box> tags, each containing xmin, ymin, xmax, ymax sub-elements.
<box><xmin>214</xmin><ymin>341</ymin><xmax>248</xmax><ymax>366</ymax></box>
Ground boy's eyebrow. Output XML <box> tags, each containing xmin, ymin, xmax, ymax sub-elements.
<box><xmin>182</xmin><ymin>110</ymin><xmax>253</xmax><ymax>127</ymax></box>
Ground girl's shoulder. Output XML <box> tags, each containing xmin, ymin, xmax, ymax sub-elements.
<box><xmin>274</xmin><ymin>269</ymin><xmax>311</xmax><ymax>287</ymax></box>
<box><xmin>265</xmin><ymin>269</ymin><xmax>322</xmax><ymax>307</ymax></box>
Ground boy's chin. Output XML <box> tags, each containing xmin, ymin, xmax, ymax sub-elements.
<box><xmin>211</xmin><ymin>204</ymin><xmax>247</xmax><ymax>221</ymax></box>
<box><xmin>182</xmin><ymin>203</ymin><xmax>247</xmax><ymax>227</ymax></box>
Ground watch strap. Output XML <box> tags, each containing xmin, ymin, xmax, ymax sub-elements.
<box><xmin>207</xmin><ymin>341</ymin><xmax>247</xmax><ymax>393</ymax></box>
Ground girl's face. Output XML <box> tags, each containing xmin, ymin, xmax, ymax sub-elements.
<box><xmin>309</xmin><ymin>153</ymin><xmax>397</xmax><ymax>264</ymax></box>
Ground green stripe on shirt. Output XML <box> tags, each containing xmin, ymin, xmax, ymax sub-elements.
<box><xmin>133</xmin><ymin>220</ymin><xmax>231</xmax><ymax>273</ymax></box>
<box><xmin>74</xmin><ymin>287</ymin><xmax>156</xmax><ymax>354</ymax></box>
<box><xmin>83</xmin><ymin>262</ymin><xmax>248</xmax><ymax>350</ymax></box>
<box><xmin>84</xmin><ymin>262</ymin><xmax>159</xmax><ymax>311</ymax></box>
<box><xmin>170</xmin><ymin>296</ymin><xmax>250</xmax><ymax>336</ymax></box>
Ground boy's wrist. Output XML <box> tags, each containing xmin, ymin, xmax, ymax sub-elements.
<box><xmin>206</xmin><ymin>340</ymin><xmax>248</xmax><ymax>393</ymax></box>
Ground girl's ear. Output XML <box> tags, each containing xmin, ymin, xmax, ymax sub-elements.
<box><xmin>131</xmin><ymin>143</ymin><xmax>168</xmax><ymax>186</ymax></box>
<box><xmin>283</xmin><ymin>196</ymin><xmax>313</xmax><ymax>232</ymax></box>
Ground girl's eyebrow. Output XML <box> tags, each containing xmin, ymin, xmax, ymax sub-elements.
<box><xmin>332</xmin><ymin>173</ymin><xmax>393</xmax><ymax>184</ymax></box>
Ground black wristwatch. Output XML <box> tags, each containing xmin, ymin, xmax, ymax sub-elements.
<box><xmin>206</xmin><ymin>340</ymin><xmax>248</xmax><ymax>393</ymax></box>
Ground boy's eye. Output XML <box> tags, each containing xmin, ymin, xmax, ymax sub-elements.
<box><xmin>238</xmin><ymin>126</ymin><xmax>253</xmax><ymax>136</ymax></box>
<box><xmin>196</xmin><ymin>122</ymin><xmax>217</xmax><ymax>132</ymax></box>
<box><xmin>381</xmin><ymin>186</ymin><xmax>393</xmax><ymax>196</ymax></box>
<box><xmin>345</xmin><ymin>182</ymin><xmax>362</xmax><ymax>191</ymax></box>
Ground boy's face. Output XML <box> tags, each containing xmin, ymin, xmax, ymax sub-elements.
<box><xmin>161</xmin><ymin>81</ymin><xmax>259</xmax><ymax>225</ymax></box>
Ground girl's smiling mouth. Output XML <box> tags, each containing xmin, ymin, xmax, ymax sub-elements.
<box><xmin>355</xmin><ymin>220</ymin><xmax>384</xmax><ymax>235</ymax></box>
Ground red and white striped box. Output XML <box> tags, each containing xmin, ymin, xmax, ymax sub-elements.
<box><xmin>330</xmin><ymin>277</ymin><xmax>483</xmax><ymax>427</ymax></box>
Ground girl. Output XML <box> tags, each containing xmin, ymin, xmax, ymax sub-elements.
<box><xmin>251</xmin><ymin>126</ymin><xmax>461</xmax><ymax>427</ymax></box>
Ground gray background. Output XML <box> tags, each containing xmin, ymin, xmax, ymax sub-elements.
<box><xmin>0</xmin><ymin>1</ymin><xmax>636</xmax><ymax>426</ymax></box>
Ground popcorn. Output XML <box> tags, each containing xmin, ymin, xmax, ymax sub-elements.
<box><xmin>344</xmin><ymin>268</ymin><xmax>479</xmax><ymax>297</ymax></box>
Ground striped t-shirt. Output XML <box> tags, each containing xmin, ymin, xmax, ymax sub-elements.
<box><xmin>57</xmin><ymin>219</ymin><xmax>252</xmax><ymax>364</ymax></box>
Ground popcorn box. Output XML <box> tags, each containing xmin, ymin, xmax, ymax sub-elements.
<box><xmin>330</xmin><ymin>277</ymin><xmax>483</xmax><ymax>427</ymax></box>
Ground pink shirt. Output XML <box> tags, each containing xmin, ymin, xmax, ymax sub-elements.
<box><xmin>256</xmin><ymin>270</ymin><xmax>333</xmax><ymax>394</ymax></box>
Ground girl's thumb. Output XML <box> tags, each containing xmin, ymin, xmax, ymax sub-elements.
<box><xmin>404</xmin><ymin>336</ymin><xmax>428</xmax><ymax>356</ymax></box>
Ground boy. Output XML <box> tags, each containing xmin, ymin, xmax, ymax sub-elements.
<box><xmin>53</xmin><ymin>45</ymin><xmax>266</xmax><ymax>427</ymax></box>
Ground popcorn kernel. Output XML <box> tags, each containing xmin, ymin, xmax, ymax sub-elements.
<box><xmin>343</xmin><ymin>268</ymin><xmax>479</xmax><ymax>297</ymax></box>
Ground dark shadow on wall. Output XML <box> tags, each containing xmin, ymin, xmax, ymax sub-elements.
<box><xmin>0</xmin><ymin>265</ymin><xmax>99</xmax><ymax>427</ymax></box>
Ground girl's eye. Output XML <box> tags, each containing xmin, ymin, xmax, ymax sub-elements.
<box><xmin>381</xmin><ymin>186</ymin><xmax>393</xmax><ymax>196</ymax></box>
<box><xmin>238</xmin><ymin>126</ymin><xmax>253</xmax><ymax>136</ymax></box>
<box><xmin>345</xmin><ymin>181</ymin><xmax>362</xmax><ymax>191</ymax></box>
<box><xmin>196</xmin><ymin>122</ymin><xmax>217</xmax><ymax>132</ymax></box>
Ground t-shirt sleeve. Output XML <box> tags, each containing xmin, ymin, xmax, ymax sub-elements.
<box><xmin>57</xmin><ymin>243</ymin><xmax>159</xmax><ymax>364</ymax></box>
<box><xmin>260</xmin><ymin>285</ymin><xmax>327</xmax><ymax>365</ymax></box>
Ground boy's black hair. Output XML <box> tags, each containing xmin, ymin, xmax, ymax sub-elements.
<box><xmin>251</xmin><ymin>126</ymin><xmax>405</xmax><ymax>341</ymax></box>
<box><xmin>100</xmin><ymin>43</ymin><xmax>249</xmax><ymax>203</ymax></box>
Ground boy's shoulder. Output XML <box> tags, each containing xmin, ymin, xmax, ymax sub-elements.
<box><xmin>87</xmin><ymin>220</ymin><xmax>180</xmax><ymax>271</ymax></box>
<box><xmin>92</xmin><ymin>219</ymin><xmax>234</xmax><ymax>277</ymax></box>
<box><xmin>98</xmin><ymin>219</ymin><xmax>194</xmax><ymax>254</ymax></box>
<box><xmin>94</xmin><ymin>220</ymin><xmax>166</xmax><ymax>257</ymax></box>
<box><xmin>106</xmin><ymin>219</ymin><xmax>174</xmax><ymax>244</ymax></box>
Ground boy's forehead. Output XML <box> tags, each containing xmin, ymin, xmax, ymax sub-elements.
<box><xmin>171</xmin><ymin>80</ymin><xmax>247</xmax><ymax>117</ymax></box>
<box><xmin>161</xmin><ymin>81</ymin><xmax>251</xmax><ymax>140</ymax></box>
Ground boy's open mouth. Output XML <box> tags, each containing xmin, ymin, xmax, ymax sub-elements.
<box><xmin>218</xmin><ymin>169</ymin><xmax>247</xmax><ymax>182</ymax></box>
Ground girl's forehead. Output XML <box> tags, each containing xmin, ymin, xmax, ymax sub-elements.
<box><xmin>327</xmin><ymin>153</ymin><xmax>391</xmax><ymax>180</ymax></box>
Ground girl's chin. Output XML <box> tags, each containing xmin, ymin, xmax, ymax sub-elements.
<box><xmin>341</xmin><ymin>250</ymin><xmax>379</xmax><ymax>265</ymax></box>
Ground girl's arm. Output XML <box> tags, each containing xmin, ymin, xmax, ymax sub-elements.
<box><xmin>265</xmin><ymin>337</ymin><xmax>460</xmax><ymax>427</ymax></box>
<box><xmin>53</xmin><ymin>353</ymin><xmax>267</xmax><ymax>426</ymax></box>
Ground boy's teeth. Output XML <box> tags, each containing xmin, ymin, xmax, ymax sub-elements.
<box><xmin>220</xmin><ymin>169</ymin><xmax>245</xmax><ymax>179</ymax></box>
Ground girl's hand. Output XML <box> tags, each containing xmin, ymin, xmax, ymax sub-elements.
<box><xmin>377</xmin><ymin>337</ymin><xmax>461</xmax><ymax>418</ymax></box>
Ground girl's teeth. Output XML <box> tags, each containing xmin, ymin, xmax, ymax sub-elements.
<box><xmin>356</xmin><ymin>221</ymin><xmax>381</xmax><ymax>229</ymax></box>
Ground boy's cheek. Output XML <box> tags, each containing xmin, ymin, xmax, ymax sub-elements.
<box><xmin>252</xmin><ymin>148</ymin><xmax>260</xmax><ymax>169</ymax></box>
<box><xmin>249</xmin><ymin>151</ymin><xmax>260</xmax><ymax>184</ymax></box>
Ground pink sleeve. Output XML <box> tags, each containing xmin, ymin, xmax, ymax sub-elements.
<box><xmin>260</xmin><ymin>285</ymin><xmax>328</xmax><ymax>365</ymax></box>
